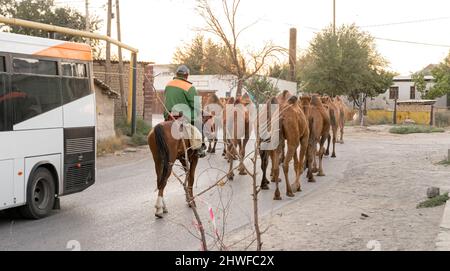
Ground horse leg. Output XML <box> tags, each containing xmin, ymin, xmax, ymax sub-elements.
<box><xmin>272</xmin><ymin>150</ymin><xmax>282</xmax><ymax>200</ymax></box>
<box><xmin>260</xmin><ymin>150</ymin><xmax>270</xmax><ymax>190</ymax></box>
<box><xmin>187</xmin><ymin>155</ymin><xmax>199</xmax><ymax>208</ymax></box>
<box><xmin>211</xmin><ymin>139</ymin><xmax>217</xmax><ymax>154</ymax></box>
<box><xmin>227</xmin><ymin>141</ymin><xmax>235</xmax><ymax>181</ymax></box>
<box><xmin>283</xmin><ymin>144</ymin><xmax>296</xmax><ymax>198</ymax></box>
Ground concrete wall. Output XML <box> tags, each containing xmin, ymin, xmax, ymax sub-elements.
<box><xmin>95</xmin><ymin>86</ymin><xmax>116</xmax><ymax>140</ymax></box>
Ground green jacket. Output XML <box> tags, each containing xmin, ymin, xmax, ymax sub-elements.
<box><xmin>164</xmin><ymin>77</ymin><xmax>199</xmax><ymax>122</ymax></box>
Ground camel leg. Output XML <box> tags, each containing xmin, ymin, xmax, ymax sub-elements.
<box><xmin>318</xmin><ymin>136</ymin><xmax>327</xmax><ymax>177</ymax></box>
<box><xmin>239</xmin><ymin>140</ymin><xmax>248</xmax><ymax>175</ymax></box>
<box><xmin>307</xmin><ymin>139</ymin><xmax>316</xmax><ymax>183</ymax></box>
<box><xmin>260</xmin><ymin>150</ymin><xmax>270</xmax><ymax>190</ymax></box>
<box><xmin>293</xmin><ymin>135</ymin><xmax>308</xmax><ymax>192</ymax></box>
<box><xmin>325</xmin><ymin>134</ymin><xmax>331</xmax><ymax>156</ymax></box>
<box><xmin>271</xmin><ymin>151</ymin><xmax>282</xmax><ymax>200</ymax></box>
<box><xmin>332</xmin><ymin>129</ymin><xmax>337</xmax><ymax>158</ymax></box>
<box><xmin>312</xmin><ymin>143</ymin><xmax>319</xmax><ymax>174</ymax></box>
<box><xmin>283</xmin><ymin>145</ymin><xmax>296</xmax><ymax>198</ymax></box>
<box><xmin>211</xmin><ymin>139</ymin><xmax>217</xmax><ymax>153</ymax></box>
<box><xmin>340</xmin><ymin>126</ymin><xmax>345</xmax><ymax>144</ymax></box>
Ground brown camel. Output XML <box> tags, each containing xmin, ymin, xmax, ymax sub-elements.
<box><xmin>260</xmin><ymin>95</ymin><xmax>310</xmax><ymax>200</ymax></box>
<box><xmin>322</xmin><ymin>96</ymin><xmax>341</xmax><ymax>158</ymax></box>
<box><xmin>334</xmin><ymin>96</ymin><xmax>348</xmax><ymax>143</ymax></box>
<box><xmin>148</xmin><ymin>121</ymin><xmax>199</xmax><ymax>218</ymax></box>
<box><xmin>300</xmin><ymin>95</ymin><xmax>330</xmax><ymax>182</ymax></box>
<box><xmin>224</xmin><ymin>95</ymin><xmax>251</xmax><ymax>180</ymax></box>
<box><xmin>203</xmin><ymin>93</ymin><xmax>223</xmax><ymax>154</ymax></box>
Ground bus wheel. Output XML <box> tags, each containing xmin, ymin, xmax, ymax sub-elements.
<box><xmin>20</xmin><ymin>168</ymin><xmax>56</xmax><ymax>219</ymax></box>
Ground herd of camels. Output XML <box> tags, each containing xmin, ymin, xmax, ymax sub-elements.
<box><xmin>148</xmin><ymin>90</ymin><xmax>351</xmax><ymax>218</ymax></box>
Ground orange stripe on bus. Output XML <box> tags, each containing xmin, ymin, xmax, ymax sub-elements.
<box><xmin>167</xmin><ymin>79</ymin><xmax>192</xmax><ymax>92</ymax></box>
<box><xmin>34</xmin><ymin>42</ymin><xmax>93</xmax><ymax>61</ymax></box>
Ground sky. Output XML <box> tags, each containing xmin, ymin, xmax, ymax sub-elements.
<box><xmin>55</xmin><ymin>0</ymin><xmax>450</xmax><ymax>75</ymax></box>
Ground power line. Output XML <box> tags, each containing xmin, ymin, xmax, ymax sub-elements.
<box><xmin>373</xmin><ymin>37</ymin><xmax>450</xmax><ymax>48</ymax></box>
<box><xmin>359</xmin><ymin>16</ymin><xmax>450</xmax><ymax>28</ymax></box>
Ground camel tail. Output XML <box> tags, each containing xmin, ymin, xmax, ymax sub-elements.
<box><xmin>154</xmin><ymin>124</ymin><xmax>170</xmax><ymax>190</ymax></box>
<box><xmin>340</xmin><ymin>109</ymin><xmax>345</xmax><ymax>125</ymax></box>
<box><xmin>330</xmin><ymin>108</ymin><xmax>337</xmax><ymax>127</ymax></box>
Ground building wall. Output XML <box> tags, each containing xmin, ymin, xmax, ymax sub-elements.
<box><xmin>93</xmin><ymin>61</ymin><xmax>150</xmax><ymax>121</ymax></box>
<box><xmin>95</xmin><ymin>86</ymin><xmax>116</xmax><ymax>140</ymax></box>
<box><xmin>154</xmin><ymin>73</ymin><xmax>297</xmax><ymax>98</ymax></box>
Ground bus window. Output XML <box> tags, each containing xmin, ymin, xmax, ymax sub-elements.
<box><xmin>0</xmin><ymin>56</ymin><xmax>5</xmax><ymax>72</ymax></box>
<box><xmin>0</xmin><ymin>74</ymin><xmax>8</xmax><ymax>131</ymax></box>
<box><xmin>13</xmin><ymin>58</ymin><xmax>58</xmax><ymax>76</ymax></box>
<box><xmin>62</xmin><ymin>77</ymin><xmax>90</xmax><ymax>104</ymax></box>
<box><xmin>61</xmin><ymin>63</ymin><xmax>90</xmax><ymax>104</ymax></box>
<box><xmin>11</xmin><ymin>75</ymin><xmax>62</xmax><ymax>124</ymax></box>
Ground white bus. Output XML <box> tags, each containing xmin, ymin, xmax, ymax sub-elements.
<box><xmin>0</xmin><ymin>32</ymin><xmax>96</xmax><ymax>219</ymax></box>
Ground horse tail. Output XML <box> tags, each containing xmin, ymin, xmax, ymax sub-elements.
<box><xmin>154</xmin><ymin>124</ymin><xmax>170</xmax><ymax>190</ymax></box>
<box><xmin>330</xmin><ymin>108</ymin><xmax>337</xmax><ymax>127</ymax></box>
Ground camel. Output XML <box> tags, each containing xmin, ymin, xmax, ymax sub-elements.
<box><xmin>224</xmin><ymin>95</ymin><xmax>251</xmax><ymax>181</ymax></box>
<box><xmin>203</xmin><ymin>93</ymin><xmax>223</xmax><ymax>154</ymax></box>
<box><xmin>260</xmin><ymin>94</ymin><xmax>310</xmax><ymax>200</ymax></box>
<box><xmin>321</xmin><ymin>96</ymin><xmax>341</xmax><ymax>158</ymax></box>
<box><xmin>334</xmin><ymin>96</ymin><xmax>348</xmax><ymax>143</ymax></box>
<box><xmin>300</xmin><ymin>95</ymin><xmax>331</xmax><ymax>182</ymax></box>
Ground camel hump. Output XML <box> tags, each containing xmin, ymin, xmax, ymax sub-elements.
<box><xmin>287</xmin><ymin>96</ymin><xmax>298</xmax><ymax>105</ymax></box>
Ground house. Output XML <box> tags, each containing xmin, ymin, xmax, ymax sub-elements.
<box><xmin>152</xmin><ymin>64</ymin><xmax>298</xmax><ymax>114</ymax></box>
<box><xmin>94</xmin><ymin>78</ymin><xmax>120</xmax><ymax>140</ymax></box>
<box><xmin>366</xmin><ymin>75</ymin><xmax>449</xmax><ymax>110</ymax></box>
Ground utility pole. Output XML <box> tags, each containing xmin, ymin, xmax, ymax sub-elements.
<box><xmin>289</xmin><ymin>28</ymin><xmax>297</xmax><ymax>82</ymax></box>
<box><xmin>333</xmin><ymin>0</ymin><xmax>336</xmax><ymax>35</ymax></box>
<box><xmin>105</xmin><ymin>0</ymin><xmax>112</xmax><ymax>85</ymax></box>
<box><xmin>115</xmin><ymin>0</ymin><xmax>126</xmax><ymax>114</ymax></box>
<box><xmin>85</xmin><ymin>0</ymin><xmax>90</xmax><ymax>43</ymax></box>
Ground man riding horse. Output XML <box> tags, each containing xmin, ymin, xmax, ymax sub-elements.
<box><xmin>164</xmin><ymin>65</ymin><xmax>207</xmax><ymax>158</ymax></box>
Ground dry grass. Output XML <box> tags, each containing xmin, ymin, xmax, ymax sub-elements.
<box><xmin>97</xmin><ymin>136</ymin><xmax>127</xmax><ymax>156</ymax></box>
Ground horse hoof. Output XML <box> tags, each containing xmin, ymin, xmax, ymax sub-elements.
<box><xmin>273</xmin><ymin>196</ymin><xmax>282</xmax><ymax>201</ymax></box>
<box><xmin>318</xmin><ymin>173</ymin><xmax>326</xmax><ymax>177</ymax></box>
<box><xmin>239</xmin><ymin>171</ymin><xmax>247</xmax><ymax>176</ymax></box>
<box><xmin>286</xmin><ymin>192</ymin><xmax>295</xmax><ymax>198</ymax></box>
<box><xmin>155</xmin><ymin>213</ymin><xmax>164</xmax><ymax>219</ymax></box>
<box><xmin>271</xmin><ymin>178</ymin><xmax>281</xmax><ymax>183</ymax></box>
<box><xmin>291</xmin><ymin>184</ymin><xmax>301</xmax><ymax>192</ymax></box>
<box><xmin>261</xmin><ymin>185</ymin><xmax>270</xmax><ymax>190</ymax></box>
<box><xmin>331</xmin><ymin>154</ymin><xmax>336</xmax><ymax>158</ymax></box>
<box><xmin>163</xmin><ymin>209</ymin><xmax>169</xmax><ymax>214</ymax></box>
<box><xmin>228</xmin><ymin>176</ymin><xmax>234</xmax><ymax>181</ymax></box>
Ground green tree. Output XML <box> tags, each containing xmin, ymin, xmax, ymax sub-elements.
<box><xmin>173</xmin><ymin>34</ymin><xmax>230</xmax><ymax>75</ymax></box>
<box><xmin>0</xmin><ymin>0</ymin><xmax>101</xmax><ymax>45</ymax></box>
<box><xmin>299</xmin><ymin>24</ymin><xmax>394</xmax><ymax>125</ymax></box>
<box><xmin>244</xmin><ymin>76</ymin><xmax>279</xmax><ymax>104</ymax></box>
<box><xmin>428</xmin><ymin>52</ymin><xmax>450</xmax><ymax>100</ymax></box>
<box><xmin>412</xmin><ymin>72</ymin><xmax>428</xmax><ymax>98</ymax></box>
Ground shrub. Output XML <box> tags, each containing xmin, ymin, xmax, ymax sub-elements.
<box><xmin>115</xmin><ymin>118</ymin><xmax>152</xmax><ymax>146</ymax></box>
<box><xmin>435</xmin><ymin>112</ymin><xmax>450</xmax><ymax>128</ymax></box>
<box><xmin>389</xmin><ymin>125</ymin><xmax>445</xmax><ymax>134</ymax></box>
<box><xmin>417</xmin><ymin>193</ymin><xmax>449</xmax><ymax>209</ymax></box>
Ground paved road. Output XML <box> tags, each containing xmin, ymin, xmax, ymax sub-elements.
<box><xmin>0</xmin><ymin>137</ymin><xmax>348</xmax><ymax>251</ymax></box>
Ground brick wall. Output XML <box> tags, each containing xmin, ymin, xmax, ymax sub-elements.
<box><xmin>93</xmin><ymin>60</ymin><xmax>153</xmax><ymax>122</ymax></box>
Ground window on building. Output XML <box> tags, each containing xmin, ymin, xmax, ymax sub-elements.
<box><xmin>0</xmin><ymin>56</ymin><xmax>5</xmax><ymax>72</ymax></box>
<box><xmin>11</xmin><ymin>75</ymin><xmax>62</xmax><ymax>124</ymax></box>
<box><xmin>13</xmin><ymin>58</ymin><xmax>58</xmax><ymax>76</ymax></box>
<box><xmin>410</xmin><ymin>86</ymin><xmax>416</xmax><ymax>100</ymax></box>
<box><xmin>389</xmin><ymin>87</ymin><xmax>399</xmax><ymax>100</ymax></box>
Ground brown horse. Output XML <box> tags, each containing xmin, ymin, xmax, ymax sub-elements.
<box><xmin>300</xmin><ymin>95</ymin><xmax>330</xmax><ymax>182</ymax></box>
<box><xmin>224</xmin><ymin>95</ymin><xmax>251</xmax><ymax>181</ymax></box>
<box><xmin>322</xmin><ymin>96</ymin><xmax>340</xmax><ymax>158</ymax></box>
<box><xmin>260</xmin><ymin>94</ymin><xmax>310</xmax><ymax>200</ymax></box>
<box><xmin>203</xmin><ymin>93</ymin><xmax>223</xmax><ymax>154</ymax></box>
<box><xmin>148</xmin><ymin>121</ymin><xmax>199</xmax><ymax>218</ymax></box>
